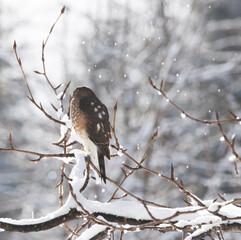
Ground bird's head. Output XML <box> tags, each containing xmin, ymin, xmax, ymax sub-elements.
<box><xmin>72</xmin><ymin>86</ymin><xmax>95</xmax><ymax>99</ymax></box>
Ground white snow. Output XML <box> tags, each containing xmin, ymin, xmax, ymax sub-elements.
<box><xmin>2</xmin><ymin>165</ymin><xmax>241</xmax><ymax>240</ymax></box>
<box><xmin>76</xmin><ymin>224</ymin><xmax>107</xmax><ymax>240</ymax></box>
<box><xmin>0</xmin><ymin>197</ymin><xmax>76</xmax><ymax>225</ymax></box>
<box><xmin>218</xmin><ymin>203</ymin><xmax>241</xmax><ymax>218</ymax></box>
<box><xmin>70</xmin><ymin>129</ymin><xmax>102</xmax><ymax>184</ymax></box>
<box><xmin>219</xmin><ymin>136</ymin><xmax>225</xmax><ymax>142</ymax></box>
<box><xmin>57</xmin><ymin>91</ymin><xmax>64</xmax><ymax>100</ymax></box>
<box><xmin>207</xmin><ymin>202</ymin><xmax>220</xmax><ymax>212</ymax></box>
<box><xmin>185</xmin><ymin>226</ymin><xmax>211</xmax><ymax>240</ymax></box>
<box><xmin>175</xmin><ymin>219</ymin><xmax>190</xmax><ymax>228</ymax></box>
<box><xmin>1</xmin><ymin>0</ymin><xmax>240</xmax><ymax>239</ymax></box>
<box><xmin>229</xmin><ymin>155</ymin><xmax>236</xmax><ymax>162</ymax></box>
<box><xmin>117</xmin><ymin>150</ymin><xmax>123</xmax><ymax>157</ymax></box>
<box><xmin>231</xmin><ymin>133</ymin><xmax>236</xmax><ymax>140</ymax></box>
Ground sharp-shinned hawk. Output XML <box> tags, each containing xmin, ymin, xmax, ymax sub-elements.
<box><xmin>70</xmin><ymin>87</ymin><xmax>111</xmax><ymax>184</ymax></box>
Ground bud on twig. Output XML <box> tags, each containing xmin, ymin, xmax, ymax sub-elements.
<box><xmin>13</xmin><ymin>40</ymin><xmax>17</xmax><ymax>50</ymax></box>
<box><xmin>9</xmin><ymin>133</ymin><xmax>13</xmax><ymax>149</ymax></box>
<box><xmin>61</xmin><ymin>6</ymin><xmax>65</xmax><ymax>14</ymax></box>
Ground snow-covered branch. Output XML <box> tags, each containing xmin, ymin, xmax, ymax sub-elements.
<box><xmin>1</xmin><ymin>3</ymin><xmax>241</xmax><ymax>240</ymax></box>
<box><xmin>1</xmin><ymin>160</ymin><xmax>241</xmax><ymax>239</ymax></box>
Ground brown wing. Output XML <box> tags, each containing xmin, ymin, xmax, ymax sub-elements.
<box><xmin>78</xmin><ymin>96</ymin><xmax>111</xmax><ymax>159</ymax></box>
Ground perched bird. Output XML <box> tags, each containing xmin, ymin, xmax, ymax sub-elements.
<box><xmin>70</xmin><ymin>86</ymin><xmax>111</xmax><ymax>184</ymax></box>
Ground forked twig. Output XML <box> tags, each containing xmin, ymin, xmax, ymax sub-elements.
<box><xmin>148</xmin><ymin>77</ymin><xmax>241</xmax><ymax>125</ymax></box>
<box><xmin>37</xmin><ymin>6</ymin><xmax>66</xmax><ymax>93</ymax></box>
<box><xmin>215</xmin><ymin>111</ymin><xmax>240</xmax><ymax>173</ymax></box>
<box><xmin>0</xmin><ymin>146</ymin><xmax>74</xmax><ymax>162</ymax></box>
<box><xmin>109</xmin><ymin>129</ymin><xmax>159</xmax><ymax>202</ymax></box>
<box><xmin>13</xmin><ymin>41</ymin><xmax>65</xmax><ymax>125</ymax></box>
<box><xmin>161</xmin><ymin>163</ymin><xmax>205</xmax><ymax>207</ymax></box>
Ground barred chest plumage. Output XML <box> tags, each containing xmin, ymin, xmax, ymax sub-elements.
<box><xmin>70</xmin><ymin>96</ymin><xmax>86</xmax><ymax>135</ymax></box>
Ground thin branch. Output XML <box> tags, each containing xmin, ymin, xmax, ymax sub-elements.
<box><xmin>79</xmin><ymin>159</ymin><xmax>90</xmax><ymax>193</ymax></box>
<box><xmin>111</xmin><ymin>102</ymin><xmax>120</xmax><ymax>148</ymax></box>
<box><xmin>13</xmin><ymin>41</ymin><xmax>33</xmax><ymax>100</ymax></box>
<box><xmin>41</xmin><ymin>6</ymin><xmax>65</xmax><ymax>93</ymax></box>
<box><xmin>13</xmin><ymin>41</ymin><xmax>65</xmax><ymax>125</ymax></box>
<box><xmin>106</xmin><ymin>177</ymin><xmax>167</xmax><ymax>208</ymax></box>
<box><xmin>0</xmin><ymin>146</ymin><xmax>74</xmax><ymax>162</ymax></box>
<box><xmin>111</xmin><ymin>145</ymin><xmax>161</xmax><ymax>176</ymax></box>
<box><xmin>66</xmin><ymin>224</ymin><xmax>80</xmax><ymax>240</ymax></box>
<box><xmin>108</xmin><ymin>129</ymin><xmax>159</xmax><ymax>202</ymax></box>
<box><xmin>148</xmin><ymin>77</ymin><xmax>241</xmax><ymax>125</ymax></box>
<box><xmin>140</xmin><ymin>129</ymin><xmax>158</xmax><ymax>164</ymax></box>
<box><xmin>215</xmin><ymin>111</ymin><xmax>240</xmax><ymax>173</ymax></box>
<box><xmin>161</xmin><ymin>164</ymin><xmax>205</xmax><ymax>207</ymax></box>
<box><xmin>60</xmin><ymin>81</ymin><xmax>71</xmax><ymax>101</ymax></box>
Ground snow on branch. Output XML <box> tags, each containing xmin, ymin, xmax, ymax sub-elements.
<box><xmin>149</xmin><ymin>76</ymin><xmax>241</xmax><ymax>172</ymax></box>
<box><xmin>0</xmin><ymin>208</ymin><xmax>81</xmax><ymax>233</ymax></box>
<box><xmin>1</xmin><ymin>5</ymin><xmax>241</xmax><ymax>240</ymax></box>
<box><xmin>1</xmin><ymin>161</ymin><xmax>241</xmax><ymax>239</ymax></box>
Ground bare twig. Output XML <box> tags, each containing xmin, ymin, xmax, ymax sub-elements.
<box><xmin>215</xmin><ymin>111</ymin><xmax>240</xmax><ymax>173</ymax></box>
<box><xmin>106</xmin><ymin>177</ymin><xmax>167</xmax><ymax>208</ymax></box>
<box><xmin>109</xmin><ymin>129</ymin><xmax>159</xmax><ymax>202</ymax></box>
<box><xmin>41</xmin><ymin>6</ymin><xmax>66</xmax><ymax>93</ymax></box>
<box><xmin>13</xmin><ymin>41</ymin><xmax>65</xmax><ymax>125</ymax></box>
<box><xmin>148</xmin><ymin>77</ymin><xmax>241</xmax><ymax>125</ymax></box>
<box><xmin>0</xmin><ymin>145</ymin><xmax>74</xmax><ymax>162</ymax></box>
<box><xmin>111</xmin><ymin>102</ymin><xmax>120</xmax><ymax>148</ymax></box>
<box><xmin>161</xmin><ymin>164</ymin><xmax>205</xmax><ymax>207</ymax></box>
<box><xmin>79</xmin><ymin>159</ymin><xmax>90</xmax><ymax>193</ymax></box>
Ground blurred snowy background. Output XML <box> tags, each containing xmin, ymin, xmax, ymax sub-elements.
<box><xmin>0</xmin><ymin>0</ymin><xmax>241</xmax><ymax>239</ymax></box>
